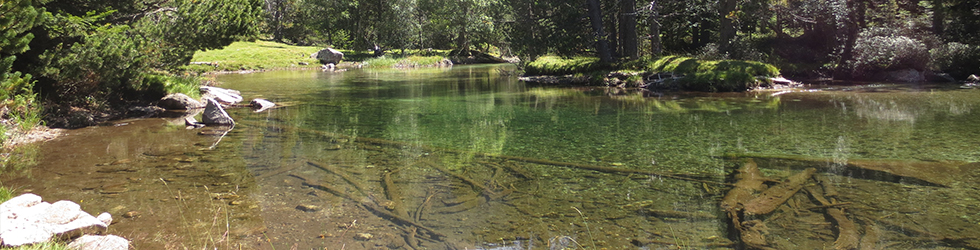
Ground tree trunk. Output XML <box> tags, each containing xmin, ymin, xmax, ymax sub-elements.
<box><xmin>718</xmin><ymin>0</ymin><xmax>738</xmax><ymax>54</ymax></box>
<box><xmin>833</xmin><ymin>0</ymin><xmax>866</xmax><ymax>80</ymax></box>
<box><xmin>932</xmin><ymin>0</ymin><xmax>944</xmax><ymax>37</ymax></box>
<box><xmin>647</xmin><ymin>1</ymin><xmax>662</xmax><ymax>56</ymax></box>
<box><xmin>619</xmin><ymin>0</ymin><xmax>638</xmax><ymax>59</ymax></box>
<box><xmin>586</xmin><ymin>0</ymin><xmax>614</xmax><ymax>63</ymax></box>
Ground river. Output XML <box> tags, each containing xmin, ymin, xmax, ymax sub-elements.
<box><xmin>3</xmin><ymin>64</ymin><xmax>980</xmax><ymax>249</ymax></box>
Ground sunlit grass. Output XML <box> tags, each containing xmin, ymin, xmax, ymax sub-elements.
<box><xmin>524</xmin><ymin>56</ymin><xmax>607</xmax><ymax>75</ymax></box>
<box><xmin>186</xmin><ymin>40</ymin><xmax>323</xmax><ymax>72</ymax></box>
<box><xmin>362</xmin><ymin>55</ymin><xmax>448</xmax><ymax>68</ymax></box>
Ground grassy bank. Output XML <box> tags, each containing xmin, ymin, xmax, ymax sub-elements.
<box><xmin>185</xmin><ymin>41</ymin><xmax>455</xmax><ymax>72</ymax></box>
<box><xmin>523</xmin><ymin>55</ymin><xmax>781</xmax><ymax>92</ymax></box>
<box><xmin>184</xmin><ymin>40</ymin><xmax>323</xmax><ymax>73</ymax></box>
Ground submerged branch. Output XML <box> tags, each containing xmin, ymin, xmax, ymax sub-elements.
<box><xmin>289</xmin><ymin>174</ymin><xmax>446</xmax><ymax>239</ymax></box>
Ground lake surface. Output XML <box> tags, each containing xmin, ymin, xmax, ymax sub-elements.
<box><xmin>4</xmin><ymin>65</ymin><xmax>980</xmax><ymax>249</ymax></box>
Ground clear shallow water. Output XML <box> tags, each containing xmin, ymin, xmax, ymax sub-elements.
<box><xmin>4</xmin><ymin>65</ymin><xmax>980</xmax><ymax>249</ymax></box>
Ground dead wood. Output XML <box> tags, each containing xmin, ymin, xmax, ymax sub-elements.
<box><xmin>645</xmin><ymin>209</ymin><xmax>717</xmax><ymax>220</ymax></box>
<box><xmin>288</xmin><ymin>174</ymin><xmax>447</xmax><ymax>238</ymax></box>
<box><xmin>815</xmin><ymin>174</ymin><xmax>838</xmax><ymax>197</ymax></box>
<box><xmin>382</xmin><ymin>170</ymin><xmax>410</xmax><ymax>218</ymax></box>
<box><xmin>741</xmin><ymin>220</ymin><xmax>775</xmax><ymax>250</ymax></box>
<box><xmin>859</xmin><ymin>221</ymin><xmax>879</xmax><ymax>250</ymax></box>
<box><xmin>307</xmin><ymin>161</ymin><xmax>392</xmax><ymax>208</ymax></box>
<box><xmin>728</xmin><ymin>152</ymin><xmax>968</xmax><ymax>187</ymax></box>
<box><xmin>743</xmin><ymin>168</ymin><xmax>816</xmax><ymax>215</ymax></box>
<box><xmin>418</xmin><ymin>158</ymin><xmax>511</xmax><ymax>200</ymax></box>
<box><xmin>721</xmin><ymin>158</ymin><xmax>771</xmax><ymax>213</ymax></box>
<box><xmin>805</xmin><ymin>185</ymin><xmax>858</xmax><ymax>250</ymax></box>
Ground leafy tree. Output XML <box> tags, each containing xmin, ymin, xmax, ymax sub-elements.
<box><xmin>18</xmin><ymin>0</ymin><xmax>262</xmax><ymax>127</ymax></box>
<box><xmin>1</xmin><ymin>0</ymin><xmax>45</xmax><ymax>130</ymax></box>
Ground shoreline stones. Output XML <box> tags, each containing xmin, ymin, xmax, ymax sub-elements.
<box><xmin>0</xmin><ymin>193</ymin><xmax>129</xmax><ymax>250</ymax></box>
<box><xmin>249</xmin><ymin>98</ymin><xmax>275</xmax><ymax>112</ymax></box>
<box><xmin>201</xmin><ymin>98</ymin><xmax>235</xmax><ymax>126</ymax></box>
<box><xmin>311</xmin><ymin>48</ymin><xmax>344</xmax><ymax>64</ymax></box>
<box><xmin>158</xmin><ymin>93</ymin><xmax>203</xmax><ymax>110</ymax></box>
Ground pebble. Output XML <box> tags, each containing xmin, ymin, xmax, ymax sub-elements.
<box><xmin>296</xmin><ymin>204</ymin><xmax>319</xmax><ymax>212</ymax></box>
<box><xmin>123</xmin><ymin>211</ymin><xmax>141</xmax><ymax>218</ymax></box>
<box><xmin>355</xmin><ymin>233</ymin><xmax>373</xmax><ymax>241</ymax></box>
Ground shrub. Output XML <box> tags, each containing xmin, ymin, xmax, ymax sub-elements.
<box><xmin>850</xmin><ymin>35</ymin><xmax>930</xmax><ymax>78</ymax></box>
<box><xmin>930</xmin><ymin>42</ymin><xmax>980</xmax><ymax>79</ymax></box>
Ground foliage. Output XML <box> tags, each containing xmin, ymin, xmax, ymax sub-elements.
<box><xmin>0</xmin><ymin>0</ymin><xmax>44</xmax><ymax>135</ymax></box>
<box><xmin>849</xmin><ymin>35</ymin><xmax>930</xmax><ymax>79</ymax></box>
<box><xmin>266</xmin><ymin>0</ymin><xmax>508</xmax><ymax>53</ymax></box>
<box><xmin>930</xmin><ymin>42</ymin><xmax>980</xmax><ymax>79</ymax></box>
<box><xmin>523</xmin><ymin>56</ymin><xmax>607</xmax><ymax>76</ymax></box>
<box><xmin>12</xmin><ymin>0</ymin><xmax>263</xmax><ymax>127</ymax></box>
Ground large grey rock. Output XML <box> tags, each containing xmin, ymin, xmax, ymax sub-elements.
<box><xmin>67</xmin><ymin>235</ymin><xmax>129</xmax><ymax>250</ymax></box>
<box><xmin>158</xmin><ymin>93</ymin><xmax>203</xmax><ymax>110</ymax></box>
<box><xmin>311</xmin><ymin>48</ymin><xmax>344</xmax><ymax>64</ymax></box>
<box><xmin>249</xmin><ymin>98</ymin><xmax>275</xmax><ymax>112</ymax></box>
<box><xmin>0</xmin><ymin>194</ymin><xmax>110</xmax><ymax>247</ymax></box>
<box><xmin>201</xmin><ymin>98</ymin><xmax>235</xmax><ymax>125</ymax></box>
<box><xmin>200</xmin><ymin>86</ymin><xmax>243</xmax><ymax>105</ymax></box>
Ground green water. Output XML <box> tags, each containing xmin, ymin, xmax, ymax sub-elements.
<box><xmin>4</xmin><ymin>65</ymin><xmax>980</xmax><ymax>249</ymax></box>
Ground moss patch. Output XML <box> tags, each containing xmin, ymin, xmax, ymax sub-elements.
<box><xmin>523</xmin><ymin>56</ymin><xmax>609</xmax><ymax>76</ymax></box>
<box><xmin>524</xmin><ymin>55</ymin><xmax>782</xmax><ymax>92</ymax></box>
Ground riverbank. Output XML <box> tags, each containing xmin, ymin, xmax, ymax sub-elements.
<box><xmin>520</xmin><ymin>55</ymin><xmax>792</xmax><ymax>92</ymax></box>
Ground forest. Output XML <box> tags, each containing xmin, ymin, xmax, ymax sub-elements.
<box><xmin>1</xmin><ymin>0</ymin><xmax>979</xmax><ymax>131</ymax></box>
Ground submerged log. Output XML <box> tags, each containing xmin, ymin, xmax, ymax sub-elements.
<box><xmin>289</xmin><ymin>174</ymin><xmax>446</xmax><ymax>238</ymax></box>
<box><xmin>805</xmin><ymin>185</ymin><xmax>858</xmax><ymax>250</ymax></box>
<box><xmin>722</xmin><ymin>159</ymin><xmax>776</xmax><ymax>249</ymax></box>
<box><xmin>743</xmin><ymin>168</ymin><xmax>816</xmax><ymax>215</ymax></box>
<box><xmin>741</xmin><ymin>220</ymin><xmax>775</xmax><ymax>250</ymax></box>
<box><xmin>721</xmin><ymin>159</ymin><xmax>771</xmax><ymax>212</ymax></box>
<box><xmin>728</xmin><ymin>152</ymin><xmax>970</xmax><ymax>187</ymax></box>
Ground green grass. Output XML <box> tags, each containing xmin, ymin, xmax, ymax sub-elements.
<box><xmin>142</xmin><ymin>74</ymin><xmax>203</xmax><ymax>99</ymax></box>
<box><xmin>185</xmin><ymin>41</ymin><xmax>454</xmax><ymax>72</ymax></box>
<box><xmin>362</xmin><ymin>55</ymin><xmax>448</xmax><ymax>68</ymax></box>
<box><xmin>185</xmin><ymin>40</ymin><xmax>324</xmax><ymax>72</ymax></box>
<box><xmin>0</xmin><ymin>186</ymin><xmax>13</xmax><ymax>202</ymax></box>
<box><xmin>523</xmin><ymin>56</ymin><xmax>608</xmax><ymax>76</ymax></box>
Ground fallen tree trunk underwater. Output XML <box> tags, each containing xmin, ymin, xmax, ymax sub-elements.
<box><xmin>725</xmin><ymin>152</ymin><xmax>975</xmax><ymax>187</ymax></box>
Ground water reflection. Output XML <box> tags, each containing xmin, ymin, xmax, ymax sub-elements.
<box><xmin>4</xmin><ymin>66</ymin><xmax>980</xmax><ymax>249</ymax></box>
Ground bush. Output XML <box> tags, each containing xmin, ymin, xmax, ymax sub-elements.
<box><xmin>850</xmin><ymin>35</ymin><xmax>930</xmax><ymax>78</ymax></box>
<box><xmin>930</xmin><ymin>42</ymin><xmax>980</xmax><ymax>79</ymax></box>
